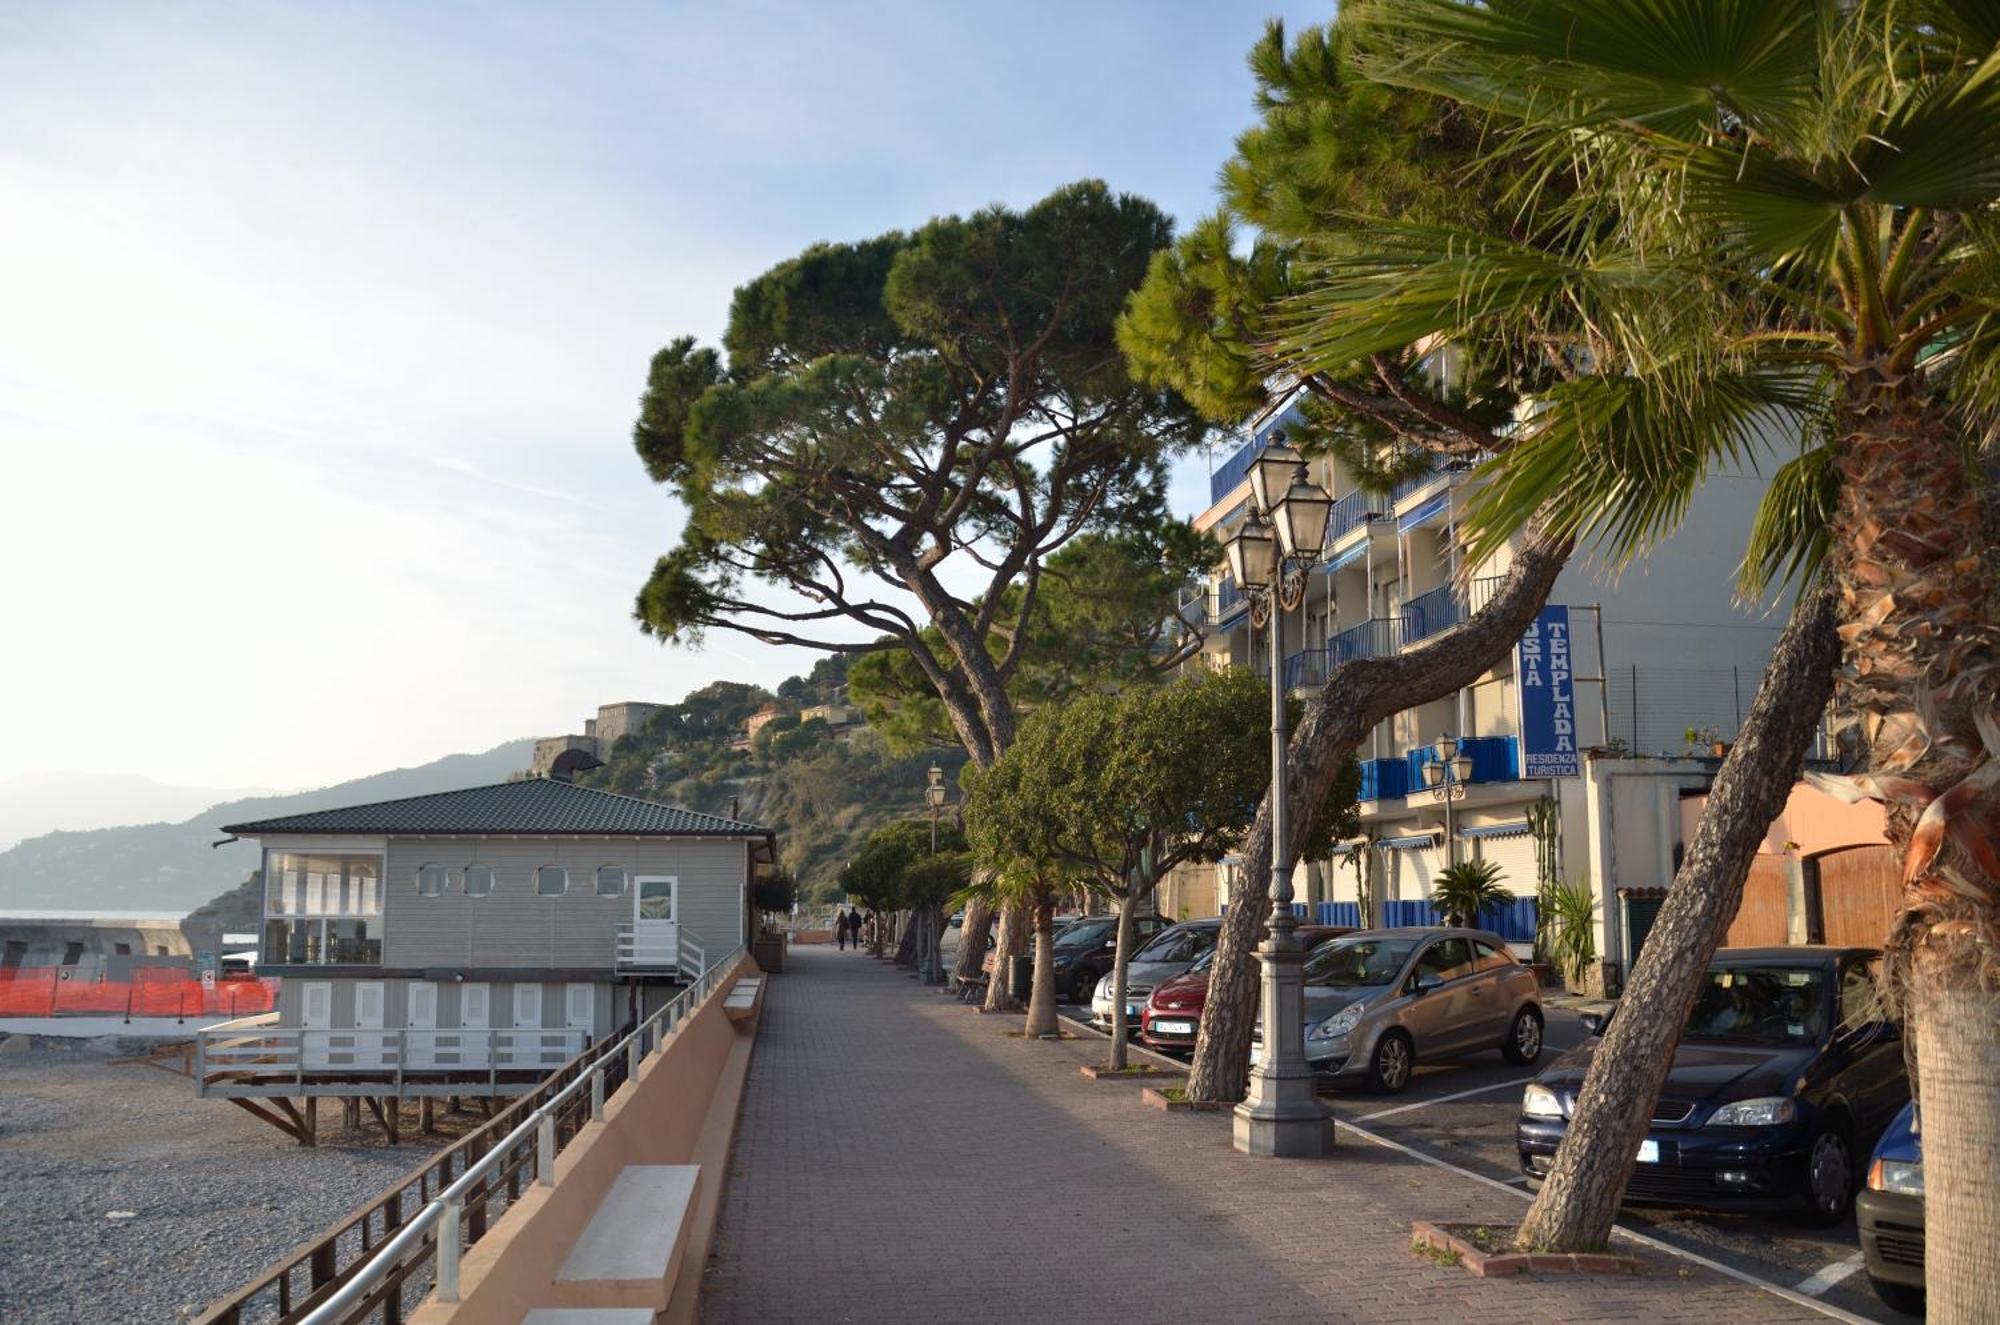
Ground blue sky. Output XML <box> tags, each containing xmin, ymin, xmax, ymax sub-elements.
<box><xmin>0</xmin><ymin>2</ymin><xmax>1331</xmax><ymax>789</ymax></box>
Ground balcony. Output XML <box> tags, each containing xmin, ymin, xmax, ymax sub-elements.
<box><xmin>1357</xmin><ymin>757</ymin><xmax>1412</xmax><ymax>802</ymax></box>
<box><xmin>1331</xmin><ymin>616</ymin><xmax>1407</xmax><ymax>664</ymax></box>
<box><xmin>1402</xmin><ymin>576</ymin><xmax>1506</xmax><ymax>645</ymax></box>
<box><xmin>617</xmin><ymin>922</ymin><xmax>705</xmax><ymax>980</ymax></box>
<box><xmin>1407</xmin><ymin>735</ymin><xmax>1521</xmax><ymax>788</ymax></box>
<box><xmin>1284</xmin><ymin>648</ymin><xmax>1329</xmax><ymax>691</ymax></box>
<box><xmin>196</xmin><ymin>1014</ymin><xmax>586</xmax><ymax>1098</ymax></box>
<box><xmin>1209</xmin><ymin>435</ymin><xmax>1263</xmax><ymax>505</ymax></box>
<box><xmin>1323</xmin><ymin>487</ymin><xmax>1378</xmax><ymax>546</ymax></box>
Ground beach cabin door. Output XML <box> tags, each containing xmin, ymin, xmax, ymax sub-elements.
<box><xmin>632</xmin><ymin>876</ymin><xmax>679</xmax><ymax>969</ymax></box>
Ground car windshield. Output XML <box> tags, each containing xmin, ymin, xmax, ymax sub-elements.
<box><xmin>1055</xmin><ymin>919</ymin><xmax>1114</xmax><ymax>949</ymax></box>
<box><xmin>1186</xmin><ymin>948</ymin><xmax>1216</xmax><ymax>974</ymax></box>
<box><xmin>1303</xmin><ymin>936</ymin><xmax>1419</xmax><ymax>988</ymax></box>
<box><xmin>1684</xmin><ymin>966</ymin><xmax>1829</xmax><ymax>1045</ymax></box>
<box><xmin>1135</xmin><ymin>926</ymin><xmax>1215</xmax><ymax>964</ymax></box>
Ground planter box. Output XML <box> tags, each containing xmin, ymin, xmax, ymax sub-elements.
<box><xmin>752</xmin><ymin>935</ymin><xmax>785</xmax><ymax>973</ymax></box>
<box><xmin>1141</xmin><ymin>1085</ymin><xmax>1225</xmax><ymax>1112</ymax></box>
<box><xmin>1080</xmin><ymin>1063</ymin><xmax>1179</xmax><ymax>1082</ymax></box>
<box><xmin>1410</xmin><ymin>1222</ymin><xmax>1644</xmax><ymax>1279</ymax></box>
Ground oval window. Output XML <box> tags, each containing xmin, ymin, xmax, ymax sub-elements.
<box><xmin>596</xmin><ymin>866</ymin><xmax>626</xmax><ymax>897</ymax></box>
<box><xmin>536</xmin><ymin>866</ymin><xmax>568</xmax><ymax>897</ymax></box>
<box><xmin>417</xmin><ymin>863</ymin><xmax>446</xmax><ymax>897</ymax></box>
<box><xmin>464</xmin><ymin>865</ymin><xmax>494</xmax><ymax>898</ymax></box>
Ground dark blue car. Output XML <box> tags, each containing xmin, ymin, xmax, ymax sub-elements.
<box><xmin>1858</xmin><ymin>1100</ymin><xmax>1923</xmax><ymax>1315</ymax></box>
<box><xmin>1517</xmin><ymin>946</ymin><xmax>1908</xmax><ymax>1223</ymax></box>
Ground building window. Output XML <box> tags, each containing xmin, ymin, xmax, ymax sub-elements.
<box><xmin>261</xmin><ymin>851</ymin><xmax>387</xmax><ymax>966</ymax></box>
<box><xmin>537</xmin><ymin>866</ymin><xmax>568</xmax><ymax>897</ymax></box>
<box><xmin>114</xmin><ymin>942</ymin><xmax>132</xmax><ymax>957</ymax></box>
<box><xmin>417</xmin><ymin>863</ymin><xmax>447</xmax><ymax>897</ymax></box>
<box><xmin>464</xmin><ymin>865</ymin><xmax>494</xmax><ymax>898</ymax></box>
<box><xmin>596</xmin><ymin>866</ymin><xmax>626</xmax><ymax>897</ymax></box>
<box><xmin>62</xmin><ymin>942</ymin><xmax>84</xmax><ymax>965</ymax></box>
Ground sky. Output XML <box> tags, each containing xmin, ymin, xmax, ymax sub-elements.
<box><xmin>0</xmin><ymin>1</ymin><xmax>1330</xmax><ymax>790</ymax></box>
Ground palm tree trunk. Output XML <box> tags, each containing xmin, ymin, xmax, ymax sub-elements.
<box><xmin>1024</xmin><ymin>887</ymin><xmax>1060</xmax><ymax>1038</ymax></box>
<box><xmin>1514</xmin><ymin>588</ymin><xmax>1838</xmax><ymax>1250</ymax></box>
<box><xmin>982</xmin><ymin>900</ymin><xmax>1027</xmax><ymax>1013</ymax></box>
<box><xmin>952</xmin><ymin>897</ymin><xmax>993</xmax><ymax>985</ymax></box>
<box><xmin>1107</xmin><ymin>892</ymin><xmax>1139</xmax><ymax>1072</ymax></box>
<box><xmin>1831</xmin><ymin>376</ymin><xmax>2000</xmax><ymax>1319</ymax></box>
<box><xmin>1185</xmin><ymin>530</ymin><xmax>1572</xmax><ymax>1103</ymax></box>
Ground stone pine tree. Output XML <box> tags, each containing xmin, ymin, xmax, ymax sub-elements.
<box><xmin>848</xmin><ymin>525</ymin><xmax>1213</xmax><ymax>1009</ymax></box>
<box><xmin>631</xmin><ymin>181</ymin><xmax>1210</xmax><ymax>1005</ymax></box>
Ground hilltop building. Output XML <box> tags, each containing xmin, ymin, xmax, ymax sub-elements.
<box><xmin>525</xmin><ymin>701</ymin><xmax>670</xmax><ymax>778</ymax></box>
<box><xmin>1155</xmin><ymin>386</ymin><xmax>1854</xmax><ymax>993</ymax></box>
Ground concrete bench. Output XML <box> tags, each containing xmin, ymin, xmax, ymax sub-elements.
<box><xmin>523</xmin><ymin>1311</ymin><xmax>656</xmax><ymax>1324</ymax></box>
<box><xmin>548</xmin><ymin>1164</ymin><xmax>700</xmax><ymax>1313</ymax></box>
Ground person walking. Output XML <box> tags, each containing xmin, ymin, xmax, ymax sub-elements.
<box><xmin>847</xmin><ymin>906</ymin><xmax>865</xmax><ymax>952</ymax></box>
<box><xmin>835</xmin><ymin>908</ymin><xmax>850</xmax><ymax>951</ymax></box>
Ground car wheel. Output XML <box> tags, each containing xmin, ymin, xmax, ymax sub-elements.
<box><xmin>1798</xmin><ymin>1125</ymin><xmax>1855</xmax><ymax>1226</ymax></box>
<box><xmin>1868</xmin><ymin>1276</ymin><xmax>1924</xmax><ymax>1316</ymax></box>
<box><xmin>1501</xmin><ymin>1006</ymin><xmax>1544</xmax><ymax>1065</ymax></box>
<box><xmin>1367</xmin><ymin>1030</ymin><xmax>1414</xmax><ymax>1094</ymax></box>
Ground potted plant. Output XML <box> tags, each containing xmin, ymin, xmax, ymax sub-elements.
<box><xmin>1545</xmin><ymin>877</ymin><xmax>1598</xmax><ymax>993</ymax></box>
<box><xmin>1683</xmin><ymin>724</ymin><xmax>1728</xmax><ymax>757</ymax></box>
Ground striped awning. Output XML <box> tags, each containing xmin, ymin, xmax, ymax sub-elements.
<box><xmin>1397</xmin><ymin>492</ymin><xmax>1451</xmax><ymax>533</ymax></box>
<box><xmin>1460</xmin><ymin>820</ymin><xmax>1532</xmax><ymax>841</ymax></box>
<box><xmin>1380</xmin><ymin>833</ymin><xmax>1439</xmax><ymax>851</ymax></box>
<box><xmin>1318</xmin><ymin>539</ymin><xmax>1369</xmax><ymax>574</ymax></box>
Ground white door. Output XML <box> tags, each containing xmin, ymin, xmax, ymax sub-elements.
<box><xmin>511</xmin><ymin>983</ymin><xmax>543</xmax><ymax>1068</ymax></box>
<box><xmin>407</xmin><ymin>981</ymin><xmax>437</xmax><ymax>1068</ymax></box>
<box><xmin>353</xmin><ymin>981</ymin><xmax>386</xmax><ymax>1068</ymax></box>
<box><xmin>565</xmin><ymin>982</ymin><xmax>595</xmax><ymax>1038</ymax></box>
<box><xmin>301</xmin><ymin>981</ymin><xmax>332</xmax><ymax>1070</ymax></box>
<box><xmin>632</xmin><ymin>876</ymin><xmax>679</xmax><ymax>968</ymax></box>
<box><xmin>459</xmin><ymin>982</ymin><xmax>490</xmax><ymax>1069</ymax></box>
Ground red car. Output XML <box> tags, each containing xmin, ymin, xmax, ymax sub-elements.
<box><xmin>1140</xmin><ymin>925</ymin><xmax>1353</xmax><ymax>1055</ymax></box>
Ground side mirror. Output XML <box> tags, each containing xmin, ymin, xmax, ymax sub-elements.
<box><xmin>1580</xmin><ymin>1009</ymin><xmax>1611</xmax><ymax>1037</ymax></box>
<box><xmin>1412</xmin><ymin>972</ymin><xmax>1444</xmax><ymax>996</ymax></box>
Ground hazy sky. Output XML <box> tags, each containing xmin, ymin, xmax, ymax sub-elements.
<box><xmin>1</xmin><ymin>2</ymin><xmax>1327</xmax><ymax>790</ymax></box>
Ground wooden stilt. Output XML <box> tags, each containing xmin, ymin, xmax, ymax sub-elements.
<box><xmin>342</xmin><ymin>1098</ymin><xmax>361</xmax><ymax>1132</ymax></box>
<box><xmin>303</xmin><ymin>1096</ymin><xmax>319</xmax><ymax>1147</ymax></box>
<box><xmin>225</xmin><ymin>1096</ymin><xmax>311</xmax><ymax>1144</ymax></box>
<box><xmin>420</xmin><ymin>1096</ymin><xmax>437</xmax><ymax>1134</ymax></box>
<box><xmin>385</xmin><ymin>1097</ymin><xmax>401</xmax><ymax>1145</ymax></box>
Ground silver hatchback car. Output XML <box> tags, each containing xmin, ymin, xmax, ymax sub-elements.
<box><xmin>1275</xmin><ymin>927</ymin><xmax>1545</xmax><ymax>1093</ymax></box>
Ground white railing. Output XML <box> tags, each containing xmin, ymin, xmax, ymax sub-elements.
<box><xmin>614</xmin><ymin>923</ymin><xmax>706</xmax><ymax>982</ymax></box>
<box><xmin>294</xmin><ymin>944</ymin><xmax>745</xmax><ymax>1325</ymax></box>
<box><xmin>196</xmin><ymin>1023</ymin><xmax>586</xmax><ymax>1093</ymax></box>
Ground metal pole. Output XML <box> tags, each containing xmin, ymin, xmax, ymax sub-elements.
<box><xmin>1443</xmin><ymin>759</ymin><xmax>1456</xmax><ymax>867</ymax></box>
<box><xmin>436</xmin><ymin>1200</ymin><xmax>463</xmax><ymax>1303</ymax></box>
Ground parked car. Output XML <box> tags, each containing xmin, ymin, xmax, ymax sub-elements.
<box><xmin>977</xmin><ymin>914</ymin><xmax>1159</xmax><ymax>985</ymax></box>
<box><xmin>1090</xmin><ymin>919</ymin><xmax>1221</xmax><ymax>1031</ymax></box>
<box><xmin>1253</xmin><ymin>927</ymin><xmax>1543</xmax><ymax>1092</ymax></box>
<box><xmin>1139</xmin><ymin>925</ymin><xmax>1355</xmax><ymax>1055</ymax></box>
<box><xmin>1858</xmin><ymin>1100</ymin><xmax>1924</xmax><ymax>1315</ymax></box>
<box><xmin>1517</xmin><ymin>946</ymin><xmax>1907</xmax><ymax>1224</ymax></box>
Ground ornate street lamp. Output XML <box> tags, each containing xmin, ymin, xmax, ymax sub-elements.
<box><xmin>1421</xmin><ymin>734</ymin><xmax>1475</xmax><ymax>865</ymax></box>
<box><xmin>923</xmin><ymin>764</ymin><xmax>949</xmax><ymax>985</ymax></box>
<box><xmin>1220</xmin><ymin>449</ymin><xmax>1335</xmax><ymax>1158</ymax></box>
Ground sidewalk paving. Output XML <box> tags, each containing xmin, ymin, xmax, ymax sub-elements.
<box><xmin>701</xmin><ymin>944</ymin><xmax>1828</xmax><ymax>1324</ymax></box>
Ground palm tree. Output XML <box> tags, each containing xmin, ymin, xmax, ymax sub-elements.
<box><xmin>1430</xmin><ymin>859</ymin><xmax>1513</xmax><ymax>929</ymax></box>
<box><xmin>1282</xmin><ymin>1</ymin><xmax>2000</xmax><ymax>1303</ymax></box>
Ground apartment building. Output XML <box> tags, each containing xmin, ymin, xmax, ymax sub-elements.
<box><xmin>1161</xmin><ymin>387</ymin><xmax>1792</xmax><ymax>992</ymax></box>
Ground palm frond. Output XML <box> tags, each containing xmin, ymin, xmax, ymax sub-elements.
<box><xmin>1738</xmin><ymin>440</ymin><xmax>1840</xmax><ymax>596</ymax></box>
<box><xmin>1858</xmin><ymin>49</ymin><xmax>2000</xmax><ymax>208</ymax></box>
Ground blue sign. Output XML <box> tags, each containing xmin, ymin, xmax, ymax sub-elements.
<box><xmin>1517</xmin><ymin>606</ymin><xmax>1580</xmax><ymax>777</ymax></box>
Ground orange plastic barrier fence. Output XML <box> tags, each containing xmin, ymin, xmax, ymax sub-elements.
<box><xmin>0</xmin><ymin>967</ymin><xmax>280</xmax><ymax>1019</ymax></box>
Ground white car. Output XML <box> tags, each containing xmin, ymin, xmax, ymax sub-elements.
<box><xmin>1089</xmin><ymin>920</ymin><xmax>1221</xmax><ymax>1031</ymax></box>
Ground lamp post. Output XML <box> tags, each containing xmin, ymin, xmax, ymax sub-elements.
<box><xmin>1421</xmin><ymin>734</ymin><xmax>1475</xmax><ymax>865</ymax></box>
<box><xmin>1222</xmin><ymin>442</ymin><xmax>1335</xmax><ymax>1158</ymax></box>
<box><xmin>924</xmin><ymin>763</ymin><xmax>949</xmax><ymax>985</ymax></box>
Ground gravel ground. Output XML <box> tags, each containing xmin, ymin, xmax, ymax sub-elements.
<box><xmin>0</xmin><ymin>1037</ymin><xmax>459</xmax><ymax>1325</ymax></box>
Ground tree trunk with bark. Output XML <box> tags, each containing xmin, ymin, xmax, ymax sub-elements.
<box><xmin>1185</xmin><ymin>530</ymin><xmax>1573</xmax><ymax>1103</ymax></box>
<box><xmin>1909</xmin><ymin>968</ymin><xmax>2000</xmax><ymax>1323</ymax></box>
<box><xmin>1107</xmin><ymin>892</ymin><xmax>1140</xmax><ymax>1071</ymax></box>
<box><xmin>1024</xmin><ymin>888</ymin><xmax>1060</xmax><ymax>1038</ymax></box>
<box><xmin>895</xmin><ymin>910</ymin><xmax>919</xmax><ymax>967</ymax></box>
<box><xmin>983</xmin><ymin>900</ymin><xmax>1027</xmax><ymax>1013</ymax></box>
<box><xmin>1515</xmin><ymin>588</ymin><xmax>1838</xmax><ymax>1251</ymax></box>
<box><xmin>953</xmin><ymin>897</ymin><xmax>994</xmax><ymax>985</ymax></box>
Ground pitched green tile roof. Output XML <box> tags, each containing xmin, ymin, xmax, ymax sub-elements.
<box><xmin>222</xmin><ymin>778</ymin><xmax>771</xmax><ymax>839</ymax></box>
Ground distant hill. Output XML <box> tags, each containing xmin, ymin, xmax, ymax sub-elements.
<box><xmin>0</xmin><ymin>771</ymin><xmax>272</xmax><ymax>850</ymax></box>
<box><xmin>0</xmin><ymin>740</ymin><xmax>535</xmax><ymax>912</ymax></box>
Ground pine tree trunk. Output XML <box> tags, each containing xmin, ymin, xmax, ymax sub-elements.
<box><xmin>983</xmin><ymin>900</ymin><xmax>1027</xmax><ymax>1013</ymax></box>
<box><xmin>1514</xmin><ymin>589</ymin><xmax>1838</xmax><ymax>1251</ymax></box>
<box><xmin>1025</xmin><ymin>890</ymin><xmax>1060</xmax><ymax>1039</ymax></box>
<box><xmin>1107</xmin><ymin>893</ymin><xmax>1139</xmax><ymax>1072</ymax></box>
<box><xmin>895</xmin><ymin>910</ymin><xmax>919</xmax><ymax>967</ymax></box>
<box><xmin>1185</xmin><ymin>531</ymin><xmax>1572</xmax><ymax>1103</ymax></box>
<box><xmin>1909</xmin><ymin>968</ymin><xmax>2000</xmax><ymax>1323</ymax></box>
<box><xmin>953</xmin><ymin>897</ymin><xmax>993</xmax><ymax>984</ymax></box>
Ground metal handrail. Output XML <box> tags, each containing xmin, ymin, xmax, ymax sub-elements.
<box><xmin>292</xmin><ymin>945</ymin><xmax>744</xmax><ymax>1325</ymax></box>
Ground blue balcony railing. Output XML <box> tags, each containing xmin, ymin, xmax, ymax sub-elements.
<box><xmin>1331</xmin><ymin>616</ymin><xmax>1406</xmax><ymax>664</ymax></box>
<box><xmin>1323</xmin><ymin>487</ymin><xmax>1376</xmax><ymax>546</ymax></box>
<box><xmin>1283</xmin><ymin>649</ymin><xmax>1330</xmax><ymax>691</ymax></box>
<box><xmin>1357</xmin><ymin>756</ymin><xmax>1412</xmax><ymax>801</ymax></box>
<box><xmin>1407</xmin><ymin>735</ymin><xmax>1521</xmax><ymax>788</ymax></box>
<box><xmin>1210</xmin><ymin>436</ymin><xmax>1263</xmax><ymax>504</ymax></box>
<box><xmin>1316</xmin><ymin>901</ymin><xmax>1364</xmax><ymax>928</ymax></box>
<box><xmin>1402</xmin><ymin>576</ymin><xmax>1508</xmax><ymax>645</ymax></box>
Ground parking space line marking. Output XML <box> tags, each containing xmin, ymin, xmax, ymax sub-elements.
<box><xmin>1795</xmin><ymin>1252</ymin><xmax>1866</xmax><ymax>1296</ymax></box>
<box><xmin>1353</xmin><ymin>1076</ymin><xmax>1536</xmax><ymax>1122</ymax></box>
<box><xmin>1337</xmin><ymin>1118</ymin><xmax>1877</xmax><ymax>1325</ymax></box>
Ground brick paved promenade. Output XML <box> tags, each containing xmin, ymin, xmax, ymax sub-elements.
<box><xmin>701</xmin><ymin>944</ymin><xmax>1829</xmax><ymax>1324</ymax></box>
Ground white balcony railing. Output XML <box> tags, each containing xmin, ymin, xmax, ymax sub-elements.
<box><xmin>196</xmin><ymin>1023</ymin><xmax>586</xmax><ymax>1095</ymax></box>
<box><xmin>615</xmin><ymin>922</ymin><xmax>704</xmax><ymax>980</ymax></box>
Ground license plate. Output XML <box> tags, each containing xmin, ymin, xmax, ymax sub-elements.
<box><xmin>1153</xmin><ymin>1019</ymin><xmax>1194</xmax><ymax>1035</ymax></box>
<box><xmin>1125</xmin><ymin>1003</ymin><xmax>1141</xmax><ymax>1016</ymax></box>
<box><xmin>1637</xmin><ymin>1140</ymin><xmax>1660</xmax><ymax>1164</ymax></box>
